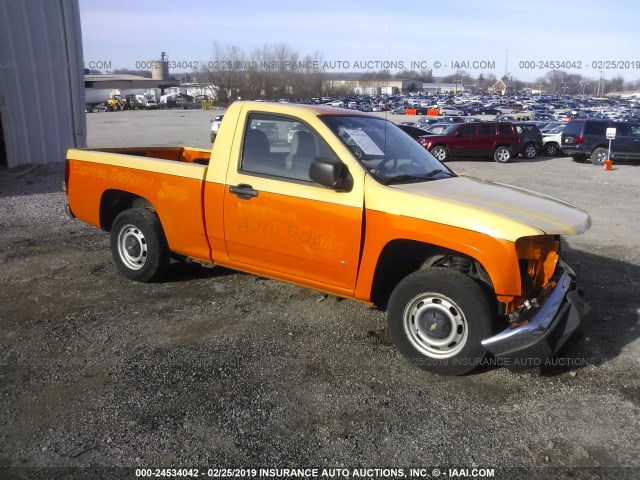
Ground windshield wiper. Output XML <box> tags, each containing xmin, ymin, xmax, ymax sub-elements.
<box><xmin>382</xmin><ymin>169</ymin><xmax>455</xmax><ymax>185</ymax></box>
<box><xmin>424</xmin><ymin>168</ymin><xmax>456</xmax><ymax>178</ymax></box>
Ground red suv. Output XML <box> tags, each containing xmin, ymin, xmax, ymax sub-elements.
<box><xmin>418</xmin><ymin>122</ymin><xmax>522</xmax><ymax>163</ymax></box>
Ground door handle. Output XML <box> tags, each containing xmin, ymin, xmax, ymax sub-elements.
<box><xmin>229</xmin><ymin>184</ymin><xmax>258</xmax><ymax>200</ymax></box>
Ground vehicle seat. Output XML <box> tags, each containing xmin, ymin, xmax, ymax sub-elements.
<box><xmin>285</xmin><ymin>131</ymin><xmax>317</xmax><ymax>180</ymax></box>
<box><xmin>242</xmin><ymin>129</ymin><xmax>271</xmax><ymax>171</ymax></box>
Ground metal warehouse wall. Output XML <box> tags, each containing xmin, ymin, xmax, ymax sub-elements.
<box><xmin>0</xmin><ymin>0</ymin><xmax>86</xmax><ymax>169</ymax></box>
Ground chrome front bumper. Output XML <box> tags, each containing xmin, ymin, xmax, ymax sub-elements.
<box><xmin>482</xmin><ymin>260</ymin><xmax>590</xmax><ymax>370</ymax></box>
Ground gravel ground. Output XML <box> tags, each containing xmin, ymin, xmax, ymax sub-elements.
<box><xmin>1</xmin><ymin>109</ymin><xmax>639</xmax><ymax>480</ymax></box>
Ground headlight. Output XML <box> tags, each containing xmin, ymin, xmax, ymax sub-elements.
<box><xmin>515</xmin><ymin>235</ymin><xmax>560</xmax><ymax>297</ymax></box>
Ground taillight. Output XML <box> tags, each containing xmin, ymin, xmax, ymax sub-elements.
<box><xmin>576</xmin><ymin>135</ymin><xmax>584</xmax><ymax>144</ymax></box>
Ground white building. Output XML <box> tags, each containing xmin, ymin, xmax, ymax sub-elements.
<box><xmin>0</xmin><ymin>0</ymin><xmax>86</xmax><ymax>169</ymax></box>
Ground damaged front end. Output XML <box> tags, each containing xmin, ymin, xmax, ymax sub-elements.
<box><xmin>482</xmin><ymin>236</ymin><xmax>590</xmax><ymax>370</ymax></box>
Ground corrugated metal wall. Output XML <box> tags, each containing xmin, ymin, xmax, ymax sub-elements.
<box><xmin>0</xmin><ymin>0</ymin><xmax>86</xmax><ymax>169</ymax></box>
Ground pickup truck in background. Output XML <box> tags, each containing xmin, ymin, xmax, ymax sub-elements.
<box><xmin>65</xmin><ymin>101</ymin><xmax>591</xmax><ymax>375</ymax></box>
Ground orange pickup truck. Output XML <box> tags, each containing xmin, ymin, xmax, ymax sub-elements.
<box><xmin>65</xmin><ymin>101</ymin><xmax>591</xmax><ymax>375</ymax></box>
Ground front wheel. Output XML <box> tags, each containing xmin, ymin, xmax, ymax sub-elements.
<box><xmin>110</xmin><ymin>208</ymin><xmax>170</xmax><ymax>282</ymax></box>
<box><xmin>387</xmin><ymin>268</ymin><xmax>495</xmax><ymax>375</ymax></box>
<box><xmin>493</xmin><ymin>146</ymin><xmax>513</xmax><ymax>163</ymax></box>
<box><xmin>544</xmin><ymin>143</ymin><xmax>559</xmax><ymax>156</ymax></box>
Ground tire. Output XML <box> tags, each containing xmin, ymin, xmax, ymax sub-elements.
<box><xmin>544</xmin><ymin>143</ymin><xmax>559</xmax><ymax>157</ymax></box>
<box><xmin>210</xmin><ymin>132</ymin><xmax>216</xmax><ymax>143</ymax></box>
<box><xmin>110</xmin><ymin>208</ymin><xmax>170</xmax><ymax>282</ymax></box>
<box><xmin>493</xmin><ymin>146</ymin><xmax>512</xmax><ymax>163</ymax></box>
<box><xmin>387</xmin><ymin>268</ymin><xmax>495</xmax><ymax>376</ymax></box>
<box><xmin>430</xmin><ymin>146</ymin><xmax>449</xmax><ymax>162</ymax></box>
<box><xmin>590</xmin><ymin>147</ymin><xmax>608</xmax><ymax>165</ymax></box>
<box><xmin>522</xmin><ymin>144</ymin><xmax>537</xmax><ymax>159</ymax></box>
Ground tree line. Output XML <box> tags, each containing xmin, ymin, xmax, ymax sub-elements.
<box><xmin>91</xmin><ymin>43</ymin><xmax>640</xmax><ymax>104</ymax></box>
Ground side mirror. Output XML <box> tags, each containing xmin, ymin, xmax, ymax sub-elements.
<box><xmin>309</xmin><ymin>157</ymin><xmax>352</xmax><ymax>192</ymax></box>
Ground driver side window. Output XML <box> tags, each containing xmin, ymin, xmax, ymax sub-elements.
<box><xmin>241</xmin><ymin>113</ymin><xmax>333</xmax><ymax>182</ymax></box>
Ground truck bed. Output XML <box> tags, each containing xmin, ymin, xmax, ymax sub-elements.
<box><xmin>89</xmin><ymin>146</ymin><xmax>212</xmax><ymax>165</ymax></box>
<box><xmin>66</xmin><ymin>146</ymin><xmax>213</xmax><ymax>262</ymax></box>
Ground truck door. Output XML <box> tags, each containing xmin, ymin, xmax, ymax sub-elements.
<box><xmin>222</xmin><ymin>112</ymin><xmax>364</xmax><ymax>291</ymax></box>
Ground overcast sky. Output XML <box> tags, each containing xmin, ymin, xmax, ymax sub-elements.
<box><xmin>80</xmin><ymin>0</ymin><xmax>639</xmax><ymax>83</ymax></box>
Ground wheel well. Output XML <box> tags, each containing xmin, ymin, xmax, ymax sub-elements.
<box><xmin>99</xmin><ymin>190</ymin><xmax>155</xmax><ymax>231</ymax></box>
<box><xmin>369</xmin><ymin>239</ymin><xmax>494</xmax><ymax>308</ymax></box>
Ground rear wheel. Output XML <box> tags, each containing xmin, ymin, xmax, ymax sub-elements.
<box><xmin>387</xmin><ymin>268</ymin><xmax>495</xmax><ymax>375</ymax></box>
<box><xmin>522</xmin><ymin>144</ymin><xmax>537</xmax><ymax>159</ymax></box>
<box><xmin>494</xmin><ymin>146</ymin><xmax>512</xmax><ymax>163</ymax></box>
<box><xmin>110</xmin><ymin>208</ymin><xmax>170</xmax><ymax>282</ymax></box>
<box><xmin>430</xmin><ymin>146</ymin><xmax>449</xmax><ymax>162</ymax></box>
<box><xmin>590</xmin><ymin>147</ymin><xmax>608</xmax><ymax>165</ymax></box>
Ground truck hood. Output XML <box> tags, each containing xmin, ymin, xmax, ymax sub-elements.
<box><xmin>365</xmin><ymin>176</ymin><xmax>591</xmax><ymax>242</ymax></box>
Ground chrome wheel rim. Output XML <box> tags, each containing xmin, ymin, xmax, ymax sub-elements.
<box><xmin>117</xmin><ymin>224</ymin><xmax>147</xmax><ymax>270</ymax></box>
<box><xmin>595</xmin><ymin>151</ymin><xmax>606</xmax><ymax>163</ymax></box>
<box><xmin>496</xmin><ymin>148</ymin><xmax>510</xmax><ymax>162</ymax></box>
<box><xmin>432</xmin><ymin>148</ymin><xmax>446</xmax><ymax>161</ymax></box>
<box><xmin>403</xmin><ymin>292</ymin><xmax>468</xmax><ymax>358</ymax></box>
<box><xmin>525</xmin><ymin>146</ymin><xmax>536</xmax><ymax>158</ymax></box>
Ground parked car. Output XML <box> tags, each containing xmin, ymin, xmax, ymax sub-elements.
<box><xmin>287</xmin><ymin>122</ymin><xmax>310</xmax><ymax>143</ymax></box>
<box><xmin>210</xmin><ymin>114</ymin><xmax>225</xmax><ymax>142</ymax></box>
<box><xmin>424</xmin><ymin>123</ymin><xmax>457</xmax><ymax>135</ymax></box>
<box><xmin>561</xmin><ymin>119</ymin><xmax>640</xmax><ymax>164</ymax></box>
<box><xmin>440</xmin><ymin>116</ymin><xmax>466</xmax><ymax>124</ymax></box>
<box><xmin>251</xmin><ymin>120</ymin><xmax>279</xmax><ymax>142</ymax></box>
<box><xmin>415</xmin><ymin>116</ymin><xmax>440</xmax><ymax>129</ymax></box>
<box><xmin>470</xmin><ymin>107</ymin><xmax>501</xmax><ymax>115</ymax></box>
<box><xmin>542</xmin><ymin>125</ymin><xmax>566</xmax><ymax>156</ymax></box>
<box><xmin>513</xmin><ymin>122</ymin><xmax>543</xmax><ymax>159</ymax></box>
<box><xmin>419</xmin><ymin>122</ymin><xmax>522</xmax><ymax>163</ymax></box>
<box><xmin>439</xmin><ymin>106</ymin><xmax>464</xmax><ymax>116</ymax></box>
<box><xmin>397</xmin><ymin>124</ymin><xmax>432</xmax><ymax>140</ymax></box>
<box><xmin>539</xmin><ymin>122</ymin><xmax>565</xmax><ymax>133</ymax></box>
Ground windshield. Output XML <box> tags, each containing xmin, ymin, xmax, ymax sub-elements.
<box><xmin>321</xmin><ymin>115</ymin><xmax>456</xmax><ymax>184</ymax></box>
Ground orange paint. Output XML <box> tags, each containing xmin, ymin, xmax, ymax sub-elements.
<box><xmin>355</xmin><ymin>210</ymin><xmax>522</xmax><ymax>302</ymax></box>
<box><xmin>222</xmin><ymin>189</ymin><xmax>363</xmax><ymax>290</ymax></box>
<box><xmin>67</xmin><ymin>159</ymin><xmax>211</xmax><ymax>261</ymax></box>
<box><xmin>89</xmin><ymin>147</ymin><xmax>211</xmax><ymax>164</ymax></box>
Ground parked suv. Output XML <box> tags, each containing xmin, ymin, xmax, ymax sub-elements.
<box><xmin>419</xmin><ymin>122</ymin><xmax>522</xmax><ymax>163</ymax></box>
<box><xmin>561</xmin><ymin>119</ymin><xmax>640</xmax><ymax>165</ymax></box>
<box><xmin>513</xmin><ymin>122</ymin><xmax>543</xmax><ymax>159</ymax></box>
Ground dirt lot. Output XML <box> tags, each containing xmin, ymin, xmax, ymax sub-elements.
<box><xmin>1</xmin><ymin>109</ymin><xmax>639</xmax><ymax>479</ymax></box>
